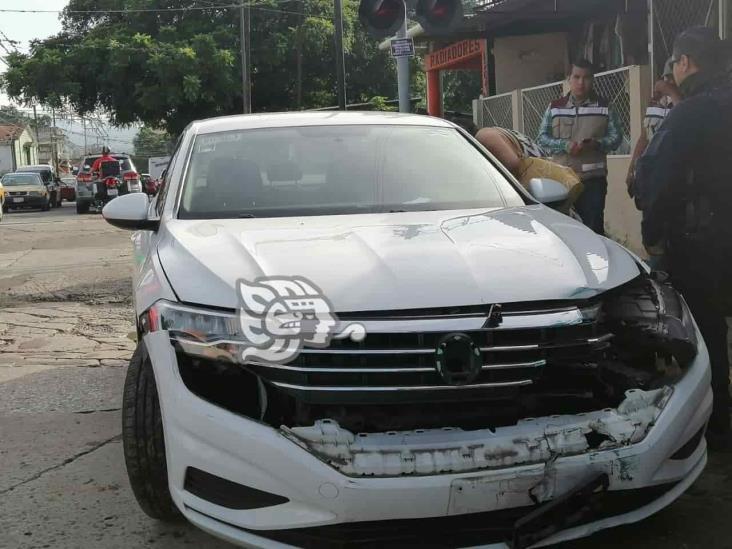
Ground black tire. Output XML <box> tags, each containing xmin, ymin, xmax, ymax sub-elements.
<box><xmin>41</xmin><ymin>198</ymin><xmax>50</xmax><ymax>212</ymax></box>
<box><xmin>123</xmin><ymin>343</ymin><xmax>181</xmax><ymax>521</ymax></box>
<box><xmin>76</xmin><ymin>200</ymin><xmax>90</xmax><ymax>214</ymax></box>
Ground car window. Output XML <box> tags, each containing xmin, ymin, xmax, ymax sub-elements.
<box><xmin>178</xmin><ymin>125</ymin><xmax>525</xmax><ymax>219</ymax></box>
<box><xmin>156</xmin><ymin>134</ymin><xmax>184</xmax><ymax>216</ymax></box>
<box><xmin>17</xmin><ymin>168</ymin><xmax>52</xmax><ymax>182</ymax></box>
<box><xmin>2</xmin><ymin>173</ymin><xmax>42</xmax><ymax>186</ymax></box>
<box><xmin>80</xmin><ymin>156</ymin><xmax>132</xmax><ymax>171</ymax></box>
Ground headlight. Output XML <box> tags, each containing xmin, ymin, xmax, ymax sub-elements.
<box><xmin>29</xmin><ymin>190</ymin><xmax>45</xmax><ymax>196</ymax></box>
<box><xmin>140</xmin><ymin>300</ymin><xmax>241</xmax><ymax>361</ymax></box>
<box><xmin>604</xmin><ymin>274</ymin><xmax>698</xmax><ymax>367</ymax></box>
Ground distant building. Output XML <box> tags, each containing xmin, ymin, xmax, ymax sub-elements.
<box><xmin>0</xmin><ymin>125</ymin><xmax>39</xmax><ymax>175</ymax></box>
<box><xmin>37</xmin><ymin>126</ymin><xmax>76</xmax><ymax>173</ymax></box>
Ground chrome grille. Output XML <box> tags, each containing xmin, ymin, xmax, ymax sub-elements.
<box><xmin>8</xmin><ymin>191</ymin><xmax>28</xmax><ymax>196</ymax></box>
<box><xmin>240</xmin><ymin>305</ymin><xmax>610</xmax><ymax>404</ymax></box>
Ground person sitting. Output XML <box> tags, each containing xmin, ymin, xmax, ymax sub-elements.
<box><xmin>475</xmin><ymin>126</ymin><xmax>583</xmax><ymax>213</ymax></box>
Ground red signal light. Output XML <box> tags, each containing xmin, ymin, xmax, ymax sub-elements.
<box><xmin>415</xmin><ymin>0</ymin><xmax>463</xmax><ymax>35</ymax></box>
<box><xmin>359</xmin><ymin>0</ymin><xmax>405</xmax><ymax>38</ymax></box>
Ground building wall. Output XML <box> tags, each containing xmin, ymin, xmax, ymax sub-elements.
<box><xmin>605</xmin><ymin>156</ymin><xmax>644</xmax><ymax>255</ymax></box>
<box><xmin>493</xmin><ymin>33</ymin><xmax>569</xmax><ymax>95</ymax></box>
<box><xmin>0</xmin><ymin>144</ymin><xmax>14</xmax><ymax>175</ymax></box>
<box><xmin>14</xmin><ymin>128</ymin><xmax>38</xmax><ymax>168</ymax></box>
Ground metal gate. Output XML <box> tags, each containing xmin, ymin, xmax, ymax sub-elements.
<box><xmin>651</xmin><ymin>0</ymin><xmax>720</xmax><ymax>77</ymax></box>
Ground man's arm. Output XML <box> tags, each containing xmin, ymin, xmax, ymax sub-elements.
<box><xmin>626</xmin><ymin>130</ymin><xmax>649</xmax><ymax>193</ymax></box>
<box><xmin>597</xmin><ymin>108</ymin><xmax>623</xmax><ymax>153</ymax></box>
<box><xmin>535</xmin><ymin>107</ymin><xmax>570</xmax><ymax>155</ymax></box>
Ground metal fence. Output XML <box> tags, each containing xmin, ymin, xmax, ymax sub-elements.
<box><xmin>652</xmin><ymin>0</ymin><xmax>719</xmax><ymax>77</ymax></box>
<box><xmin>594</xmin><ymin>67</ymin><xmax>632</xmax><ymax>154</ymax></box>
<box><xmin>521</xmin><ymin>81</ymin><xmax>563</xmax><ymax>141</ymax></box>
<box><xmin>479</xmin><ymin>92</ymin><xmax>514</xmax><ymax>130</ymax></box>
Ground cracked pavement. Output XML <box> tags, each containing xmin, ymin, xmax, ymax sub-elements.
<box><xmin>0</xmin><ymin>205</ymin><xmax>231</xmax><ymax>549</ymax></box>
<box><xmin>1</xmin><ymin>204</ymin><xmax>731</xmax><ymax>549</ymax></box>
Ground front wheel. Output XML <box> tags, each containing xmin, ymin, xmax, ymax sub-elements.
<box><xmin>41</xmin><ymin>198</ymin><xmax>50</xmax><ymax>212</ymax></box>
<box><xmin>122</xmin><ymin>343</ymin><xmax>181</xmax><ymax>521</ymax></box>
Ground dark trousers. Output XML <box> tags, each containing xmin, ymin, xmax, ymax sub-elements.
<box><xmin>574</xmin><ymin>177</ymin><xmax>608</xmax><ymax>235</ymax></box>
<box><xmin>669</xmin><ymin>243</ymin><xmax>731</xmax><ymax>433</ymax></box>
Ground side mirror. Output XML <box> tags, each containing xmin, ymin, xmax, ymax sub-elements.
<box><xmin>527</xmin><ymin>178</ymin><xmax>569</xmax><ymax>205</ymax></box>
<box><xmin>102</xmin><ymin>192</ymin><xmax>158</xmax><ymax>231</ymax></box>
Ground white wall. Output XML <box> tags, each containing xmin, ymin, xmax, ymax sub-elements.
<box><xmin>493</xmin><ymin>33</ymin><xmax>569</xmax><ymax>95</ymax></box>
<box><xmin>0</xmin><ymin>144</ymin><xmax>14</xmax><ymax>175</ymax></box>
<box><xmin>15</xmin><ymin>128</ymin><xmax>38</xmax><ymax>168</ymax></box>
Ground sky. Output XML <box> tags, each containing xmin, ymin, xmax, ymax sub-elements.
<box><xmin>0</xmin><ymin>0</ymin><xmax>138</xmax><ymax>154</ymax></box>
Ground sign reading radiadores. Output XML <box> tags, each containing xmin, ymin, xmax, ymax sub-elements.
<box><xmin>390</xmin><ymin>37</ymin><xmax>415</xmax><ymax>58</ymax></box>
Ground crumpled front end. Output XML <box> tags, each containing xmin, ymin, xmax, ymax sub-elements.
<box><xmin>146</xmin><ymin>273</ymin><xmax>712</xmax><ymax>547</ymax></box>
<box><xmin>284</xmin><ymin>387</ymin><xmax>672</xmax><ymax>479</ymax></box>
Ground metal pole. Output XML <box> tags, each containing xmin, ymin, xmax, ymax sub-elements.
<box><xmin>720</xmin><ymin>0</ymin><xmax>728</xmax><ymax>39</ymax></box>
<box><xmin>82</xmin><ymin>116</ymin><xmax>88</xmax><ymax>155</ymax></box>
<box><xmin>51</xmin><ymin>108</ymin><xmax>58</xmax><ymax>173</ymax></box>
<box><xmin>240</xmin><ymin>2</ymin><xmax>251</xmax><ymax>114</ymax></box>
<box><xmin>333</xmin><ymin>0</ymin><xmax>347</xmax><ymax>110</ymax></box>
<box><xmin>396</xmin><ymin>9</ymin><xmax>410</xmax><ymax>113</ymax></box>
<box><xmin>648</xmin><ymin>0</ymin><xmax>655</xmax><ymax>89</ymax></box>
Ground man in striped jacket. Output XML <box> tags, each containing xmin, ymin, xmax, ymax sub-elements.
<box><xmin>537</xmin><ymin>59</ymin><xmax>623</xmax><ymax>234</ymax></box>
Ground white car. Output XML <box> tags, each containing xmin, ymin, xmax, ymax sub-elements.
<box><xmin>104</xmin><ymin>112</ymin><xmax>711</xmax><ymax>548</ymax></box>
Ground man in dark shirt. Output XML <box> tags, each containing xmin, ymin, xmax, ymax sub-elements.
<box><xmin>635</xmin><ymin>27</ymin><xmax>732</xmax><ymax>443</ymax></box>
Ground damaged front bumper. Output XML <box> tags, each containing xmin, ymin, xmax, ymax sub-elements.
<box><xmin>145</xmin><ymin>323</ymin><xmax>712</xmax><ymax>548</ymax></box>
<box><xmin>283</xmin><ymin>387</ymin><xmax>672</xmax><ymax>479</ymax></box>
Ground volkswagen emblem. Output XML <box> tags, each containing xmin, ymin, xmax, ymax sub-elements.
<box><xmin>435</xmin><ymin>333</ymin><xmax>482</xmax><ymax>385</ymax></box>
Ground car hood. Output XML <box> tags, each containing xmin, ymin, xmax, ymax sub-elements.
<box><xmin>157</xmin><ymin>206</ymin><xmax>640</xmax><ymax>311</ymax></box>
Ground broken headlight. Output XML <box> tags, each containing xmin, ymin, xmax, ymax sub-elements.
<box><xmin>603</xmin><ymin>275</ymin><xmax>698</xmax><ymax>367</ymax></box>
<box><xmin>140</xmin><ymin>300</ymin><xmax>242</xmax><ymax>361</ymax></box>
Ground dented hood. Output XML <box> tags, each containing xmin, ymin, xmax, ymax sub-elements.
<box><xmin>157</xmin><ymin>206</ymin><xmax>640</xmax><ymax>311</ymax></box>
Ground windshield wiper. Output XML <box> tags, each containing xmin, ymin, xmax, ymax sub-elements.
<box><xmin>388</xmin><ymin>209</ymin><xmax>407</xmax><ymax>213</ymax></box>
<box><xmin>238</xmin><ymin>213</ymin><xmax>256</xmax><ymax>218</ymax></box>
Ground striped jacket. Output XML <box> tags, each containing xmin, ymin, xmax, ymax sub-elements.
<box><xmin>536</xmin><ymin>93</ymin><xmax>623</xmax><ymax>180</ymax></box>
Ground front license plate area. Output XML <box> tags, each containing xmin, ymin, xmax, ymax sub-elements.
<box><xmin>108</xmin><ymin>188</ymin><xmax>118</xmax><ymax>196</ymax></box>
<box><xmin>13</xmin><ymin>197</ymin><xmax>24</xmax><ymax>203</ymax></box>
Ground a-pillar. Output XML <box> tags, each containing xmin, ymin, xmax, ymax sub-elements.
<box><xmin>427</xmin><ymin>70</ymin><xmax>442</xmax><ymax>118</ymax></box>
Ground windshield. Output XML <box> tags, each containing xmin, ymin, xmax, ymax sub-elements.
<box><xmin>2</xmin><ymin>173</ymin><xmax>42</xmax><ymax>186</ymax></box>
<box><xmin>81</xmin><ymin>156</ymin><xmax>133</xmax><ymax>172</ymax></box>
<box><xmin>179</xmin><ymin>125</ymin><xmax>525</xmax><ymax>219</ymax></box>
<box><xmin>1</xmin><ymin>173</ymin><xmax>41</xmax><ymax>187</ymax></box>
<box><xmin>17</xmin><ymin>168</ymin><xmax>52</xmax><ymax>182</ymax></box>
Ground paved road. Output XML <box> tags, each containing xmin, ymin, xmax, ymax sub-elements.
<box><xmin>0</xmin><ymin>204</ymin><xmax>730</xmax><ymax>549</ymax></box>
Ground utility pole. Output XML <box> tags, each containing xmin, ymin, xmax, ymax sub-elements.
<box><xmin>32</xmin><ymin>105</ymin><xmax>39</xmax><ymax>164</ymax></box>
<box><xmin>333</xmin><ymin>0</ymin><xmax>347</xmax><ymax>110</ymax></box>
<box><xmin>51</xmin><ymin>108</ymin><xmax>58</xmax><ymax>174</ymax></box>
<box><xmin>239</xmin><ymin>2</ymin><xmax>251</xmax><ymax>114</ymax></box>
<box><xmin>396</xmin><ymin>7</ymin><xmax>410</xmax><ymax>113</ymax></box>
<box><xmin>82</xmin><ymin>116</ymin><xmax>88</xmax><ymax>155</ymax></box>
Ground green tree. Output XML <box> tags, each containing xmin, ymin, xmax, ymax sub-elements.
<box><xmin>133</xmin><ymin>126</ymin><xmax>172</xmax><ymax>156</ymax></box>
<box><xmin>2</xmin><ymin>0</ymin><xmax>402</xmax><ymax>134</ymax></box>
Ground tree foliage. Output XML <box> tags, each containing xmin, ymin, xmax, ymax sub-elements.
<box><xmin>133</xmin><ymin>125</ymin><xmax>172</xmax><ymax>156</ymax></box>
<box><xmin>2</xmin><ymin>0</ymin><xmax>403</xmax><ymax>134</ymax></box>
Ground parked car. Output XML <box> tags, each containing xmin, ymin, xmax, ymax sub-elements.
<box><xmin>59</xmin><ymin>176</ymin><xmax>77</xmax><ymax>203</ymax></box>
<box><xmin>76</xmin><ymin>153</ymin><xmax>142</xmax><ymax>214</ymax></box>
<box><xmin>15</xmin><ymin>164</ymin><xmax>60</xmax><ymax>208</ymax></box>
<box><xmin>104</xmin><ymin>112</ymin><xmax>711</xmax><ymax>548</ymax></box>
<box><xmin>2</xmin><ymin>172</ymin><xmax>55</xmax><ymax>212</ymax></box>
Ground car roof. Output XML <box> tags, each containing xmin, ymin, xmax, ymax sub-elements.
<box><xmin>3</xmin><ymin>172</ymin><xmax>42</xmax><ymax>179</ymax></box>
<box><xmin>191</xmin><ymin>111</ymin><xmax>457</xmax><ymax>135</ymax></box>
<box><xmin>16</xmin><ymin>165</ymin><xmax>53</xmax><ymax>171</ymax></box>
